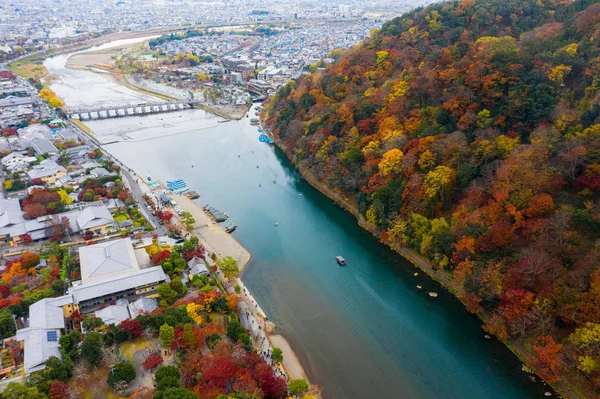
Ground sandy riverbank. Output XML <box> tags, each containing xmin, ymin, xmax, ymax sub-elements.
<box><xmin>161</xmin><ymin>191</ymin><xmax>319</xmax><ymax>394</ymax></box>
<box><xmin>67</xmin><ymin>52</ymin><xmax>117</xmax><ymax>67</ymax></box>
<box><xmin>269</xmin><ymin>334</ymin><xmax>310</xmax><ymax>381</ymax></box>
<box><xmin>170</xmin><ymin>193</ymin><xmax>252</xmax><ymax>271</ymax></box>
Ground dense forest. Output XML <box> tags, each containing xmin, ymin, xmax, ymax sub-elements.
<box><xmin>265</xmin><ymin>0</ymin><xmax>600</xmax><ymax>392</ymax></box>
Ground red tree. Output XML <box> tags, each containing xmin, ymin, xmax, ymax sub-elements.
<box><xmin>532</xmin><ymin>335</ymin><xmax>563</xmax><ymax>383</ymax></box>
<box><xmin>142</xmin><ymin>352</ymin><xmax>164</xmax><ymax>370</ymax></box>
<box><xmin>161</xmin><ymin>211</ymin><xmax>174</xmax><ymax>222</ymax></box>
<box><xmin>70</xmin><ymin>309</ymin><xmax>83</xmax><ymax>323</ymax></box>
<box><xmin>49</xmin><ymin>381</ymin><xmax>69</xmax><ymax>399</ymax></box>
<box><xmin>259</xmin><ymin>370</ymin><xmax>288</xmax><ymax>399</ymax></box>
<box><xmin>202</xmin><ymin>357</ymin><xmax>239</xmax><ymax>389</ymax></box>
<box><xmin>152</xmin><ymin>250</ymin><xmax>171</xmax><ymax>265</ymax></box>
<box><xmin>0</xmin><ymin>285</ymin><xmax>9</xmax><ymax>299</ymax></box>
<box><xmin>23</xmin><ymin>203</ymin><xmax>47</xmax><ymax>219</ymax></box>
<box><xmin>119</xmin><ymin>318</ymin><xmax>143</xmax><ymax>338</ymax></box>
<box><xmin>19</xmin><ymin>233</ymin><xmax>32</xmax><ymax>243</ymax></box>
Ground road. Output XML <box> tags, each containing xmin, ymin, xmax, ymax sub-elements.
<box><xmin>63</xmin><ymin>117</ymin><xmax>169</xmax><ymax>236</ymax></box>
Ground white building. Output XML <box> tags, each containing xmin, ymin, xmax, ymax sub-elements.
<box><xmin>1</xmin><ymin>152</ymin><xmax>37</xmax><ymax>168</ymax></box>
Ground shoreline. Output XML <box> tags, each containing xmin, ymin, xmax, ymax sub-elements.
<box><xmin>139</xmin><ymin>182</ymin><xmax>320</xmax><ymax>395</ymax></box>
<box><xmin>70</xmin><ymin>116</ymin><xmax>318</xmax><ymax>395</ymax></box>
<box><xmin>261</xmin><ymin>123</ymin><xmax>578</xmax><ymax>399</ymax></box>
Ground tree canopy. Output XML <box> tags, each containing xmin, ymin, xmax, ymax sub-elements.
<box><xmin>265</xmin><ymin>0</ymin><xmax>600</xmax><ymax>391</ymax></box>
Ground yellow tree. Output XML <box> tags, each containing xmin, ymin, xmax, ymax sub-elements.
<box><xmin>423</xmin><ymin>165</ymin><xmax>456</xmax><ymax>204</ymax></box>
<box><xmin>186</xmin><ymin>303</ymin><xmax>203</xmax><ymax>325</ymax></box>
<box><xmin>378</xmin><ymin>148</ymin><xmax>404</xmax><ymax>176</ymax></box>
<box><xmin>39</xmin><ymin>88</ymin><xmax>56</xmax><ymax>100</ymax></box>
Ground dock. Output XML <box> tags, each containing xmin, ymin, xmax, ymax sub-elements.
<box><xmin>184</xmin><ymin>190</ymin><xmax>200</xmax><ymax>199</ymax></box>
<box><xmin>166</xmin><ymin>179</ymin><xmax>188</xmax><ymax>193</ymax></box>
<box><xmin>205</xmin><ymin>205</ymin><xmax>228</xmax><ymax>222</ymax></box>
<box><xmin>224</xmin><ymin>221</ymin><xmax>237</xmax><ymax>233</ymax></box>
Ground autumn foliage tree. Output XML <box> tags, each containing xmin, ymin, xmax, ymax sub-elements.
<box><xmin>264</xmin><ymin>0</ymin><xmax>600</xmax><ymax>390</ymax></box>
<box><xmin>532</xmin><ymin>336</ymin><xmax>563</xmax><ymax>383</ymax></box>
<box><xmin>143</xmin><ymin>352</ymin><xmax>164</xmax><ymax>370</ymax></box>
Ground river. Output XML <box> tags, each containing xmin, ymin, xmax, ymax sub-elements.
<box><xmin>45</xmin><ymin>41</ymin><xmax>549</xmax><ymax>399</ymax></box>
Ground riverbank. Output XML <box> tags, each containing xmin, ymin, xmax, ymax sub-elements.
<box><xmin>158</xmin><ymin>190</ymin><xmax>320</xmax><ymax>395</ymax></box>
<box><xmin>108</xmin><ymin>157</ymin><xmax>317</xmax><ymax>394</ymax></box>
<box><xmin>262</xmin><ymin>123</ymin><xmax>577</xmax><ymax>399</ymax></box>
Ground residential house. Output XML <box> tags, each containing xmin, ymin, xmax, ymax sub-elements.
<box><xmin>27</xmin><ymin>159</ymin><xmax>67</xmax><ymax>184</ymax></box>
<box><xmin>187</xmin><ymin>256</ymin><xmax>210</xmax><ymax>278</ymax></box>
<box><xmin>0</xmin><ymin>97</ymin><xmax>34</xmax><ymax>109</ymax></box>
<box><xmin>30</xmin><ymin>138</ymin><xmax>58</xmax><ymax>156</ymax></box>
<box><xmin>0</xmin><ymin>204</ymin><xmax>115</xmax><ymax>243</ymax></box>
<box><xmin>1</xmin><ymin>152</ymin><xmax>36</xmax><ymax>168</ymax></box>
<box><xmin>89</xmin><ymin>167</ymin><xmax>113</xmax><ymax>179</ymax></box>
<box><xmin>0</xmin><ymin>194</ymin><xmax>25</xmax><ymax>242</ymax></box>
<box><xmin>94</xmin><ymin>298</ymin><xmax>130</xmax><ymax>326</ymax></box>
<box><xmin>18</xmin><ymin>238</ymin><xmax>169</xmax><ymax>373</ymax></box>
<box><xmin>15</xmin><ymin>295</ymin><xmax>71</xmax><ymax>374</ymax></box>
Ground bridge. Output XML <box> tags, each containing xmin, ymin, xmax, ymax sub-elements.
<box><xmin>67</xmin><ymin>101</ymin><xmax>194</xmax><ymax>120</ymax></box>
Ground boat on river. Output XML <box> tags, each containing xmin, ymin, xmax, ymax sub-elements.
<box><xmin>335</xmin><ymin>256</ymin><xmax>346</xmax><ymax>265</ymax></box>
<box><xmin>225</xmin><ymin>221</ymin><xmax>237</xmax><ymax>233</ymax></box>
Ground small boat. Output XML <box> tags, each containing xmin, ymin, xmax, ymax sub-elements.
<box><xmin>335</xmin><ymin>256</ymin><xmax>346</xmax><ymax>265</ymax></box>
<box><xmin>191</xmin><ymin>164</ymin><xmax>194</xmax><ymax>168</ymax></box>
<box><xmin>274</xmin><ymin>222</ymin><xmax>279</xmax><ymax>227</ymax></box>
<box><xmin>225</xmin><ymin>222</ymin><xmax>237</xmax><ymax>233</ymax></box>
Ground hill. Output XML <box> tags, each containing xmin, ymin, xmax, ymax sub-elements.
<box><xmin>265</xmin><ymin>0</ymin><xmax>600</xmax><ymax>394</ymax></box>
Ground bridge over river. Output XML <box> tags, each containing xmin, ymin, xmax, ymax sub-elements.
<box><xmin>67</xmin><ymin>101</ymin><xmax>194</xmax><ymax>120</ymax></box>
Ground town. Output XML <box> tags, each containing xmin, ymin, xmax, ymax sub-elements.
<box><xmin>0</xmin><ymin>66</ymin><xmax>309</xmax><ymax>398</ymax></box>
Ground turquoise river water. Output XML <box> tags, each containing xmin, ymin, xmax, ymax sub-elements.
<box><xmin>102</xmin><ymin>108</ymin><xmax>551</xmax><ymax>399</ymax></box>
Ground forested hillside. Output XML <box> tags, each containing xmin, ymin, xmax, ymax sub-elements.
<box><xmin>265</xmin><ymin>0</ymin><xmax>600</xmax><ymax>391</ymax></box>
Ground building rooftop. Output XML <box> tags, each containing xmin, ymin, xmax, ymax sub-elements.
<box><xmin>77</xmin><ymin>205</ymin><xmax>114</xmax><ymax>232</ymax></box>
<box><xmin>28</xmin><ymin>297</ymin><xmax>67</xmax><ymax>330</ymax></box>
<box><xmin>95</xmin><ymin>299</ymin><xmax>130</xmax><ymax>326</ymax></box>
<box><xmin>27</xmin><ymin>159</ymin><xmax>66</xmax><ymax>180</ymax></box>
<box><xmin>16</xmin><ymin>327</ymin><xmax>61</xmax><ymax>375</ymax></box>
<box><xmin>128</xmin><ymin>297</ymin><xmax>158</xmax><ymax>319</ymax></box>
<box><xmin>70</xmin><ymin>266</ymin><xmax>167</xmax><ymax>304</ymax></box>
<box><xmin>0</xmin><ymin>196</ymin><xmax>25</xmax><ymax>230</ymax></box>
<box><xmin>16</xmin><ymin>295</ymin><xmax>69</xmax><ymax>374</ymax></box>
<box><xmin>79</xmin><ymin>237</ymin><xmax>139</xmax><ymax>284</ymax></box>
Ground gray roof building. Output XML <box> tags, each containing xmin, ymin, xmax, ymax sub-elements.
<box><xmin>94</xmin><ymin>299</ymin><xmax>130</xmax><ymax>326</ymax></box>
<box><xmin>128</xmin><ymin>297</ymin><xmax>158</xmax><ymax>318</ymax></box>
<box><xmin>79</xmin><ymin>237</ymin><xmax>139</xmax><ymax>284</ymax></box>
<box><xmin>27</xmin><ymin>159</ymin><xmax>66</xmax><ymax>180</ymax></box>
<box><xmin>31</xmin><ymin>138</ymin><xmax>59</xmax><ymax>156</ymax></box>
<box><xmin>187</xmin><ymin>256</ymin><xmax>209</xmax><ymax>276</ymax></box>
<box><xmin>16</xmin><ymin>295</ymin><xmax>70</xmax><ymax>374</ymax></box>
<box><xmin>77</xmin><ymin>206</ymin><xmax>114</xmax><ymax>232</ymax></box>
<box><xmin>0</xmin><ymin>97</ymin><xmax>34</xmax><ymax>108</ymax></box>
